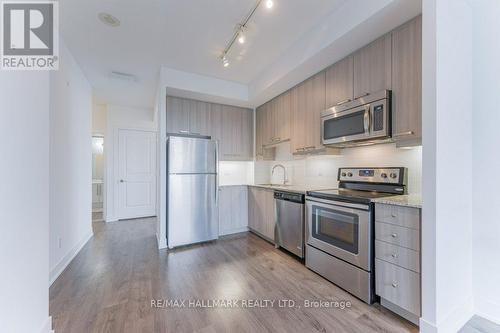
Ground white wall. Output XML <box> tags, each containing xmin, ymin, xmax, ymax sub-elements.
<box><xmin>471</xmin><ymin>0</ymin><xmax>500</xmax><ymax>325</ymax></box>
<box><xmin>105</xmin><ymin>104</ymin><xmax>157</xmax><ymax>222</ymax></box>
<box><xmin>49</xmin><ymin>41</ymin><xmax>93</xmax><ymax>285</ymax></box>
<box><xmin>256</xmin><ymin>143</ymin><xmax>422</xmax><ymax>194</ymax></box>
<box><xmin>92</xmin><ymin>104</ymin><xmax>107</xmax><ymax>135</ymax></box>
<box><xmin>421</xmin><ymin>0</ymin><xmax>474</xmax><ymax>332</ymax></box>
<box><xmin>0</xmin><ymin>72</ymin><xmax>51</xmax><ymax>332</ymax></box>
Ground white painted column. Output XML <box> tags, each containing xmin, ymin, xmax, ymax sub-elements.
<box><xmin>421</xmin><ymin>0</ymin><xmax>474</xmax><ymax>332</ymax></box>
<box><xmin>470</xmin><ymin>0</ymin><xmax>500</xmax><ymax>325</ymax></box>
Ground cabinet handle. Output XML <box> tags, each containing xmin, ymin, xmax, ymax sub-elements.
<box><xmin>392</xmin><ymin>282</ymin><xmax>398</xmax><ymax>288</ymax></box>
<box><xmin>191</xmin><ymin>132</ymin><xmax>201</xmax><ymax>135</ymax></box>
<box><xmin>391</xmin><ymin>213</ymin><xmax>397</xmax><ymax>218</ymax></box>
<box><xmin>393</xmin><ymin>131</ymin><xmax>414</xmax><ymax>138</ymax></box>
<box><xmin>179</xmin><ymin>130</ymin><xmax>189</xmax><ymax>134</ymax></box>
<box><xmin>304</xmin><ymin>146</ymin><xmax>315</xmax><ymax>150</ymax></box>
<box><xmin>391</xmin><ymin>253</ymin><xmax>398</xmax><ymax>258</ymax></box>
<box><xmin>336</xmin><ymin>98</ymin><xmax>351</xmax><ymax>106</ymax></box>
<box><xmin>355</xmin><ymin>92</ymin><xmax>370</xmax><ymax>99</ymax></box>
<box><xmin>391</xmin><ymin>233</ymin><xmax>398</xmax><ymax>238</ymax></box>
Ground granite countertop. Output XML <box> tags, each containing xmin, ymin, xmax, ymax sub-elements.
<box><xmin>372</xmin><ymin>194</ymin><xmax>422</xmax><ymax>209</ymax></box>
<box><xmin>220</xmin><ymin>183</ymin><xmax>335</xmax><ymax>194</ymax></box>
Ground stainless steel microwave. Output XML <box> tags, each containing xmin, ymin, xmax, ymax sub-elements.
<box><xmin>321</xmin><ymin>90</ymin><xmax>391</xmax><ymax>146</ymax></box>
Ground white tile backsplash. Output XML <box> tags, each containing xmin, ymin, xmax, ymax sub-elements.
<box><xmin>218</xmin><ymin>161</ymin><xmax>254</xmax><ymax>186</ymax></box>
<box><xmin>255</xmin><ymin>142</ymin><xmax>422</xmax><ymax>194</ymax></box>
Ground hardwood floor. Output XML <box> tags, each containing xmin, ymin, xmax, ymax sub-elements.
<box><xmin>50</xmin><ymin>218</ymin><xmax>418</xmax><ymax>333</ymax></box>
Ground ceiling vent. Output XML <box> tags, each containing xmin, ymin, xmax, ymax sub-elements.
<box><xmin>109</xmin><ymin>71</ymin><xmax>138</xmax><ymax>82</ymax></box>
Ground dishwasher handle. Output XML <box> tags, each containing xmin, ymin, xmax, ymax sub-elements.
<box><xmin>274</xmin><ymin>191</ymin><xmax>305</xmax><ymax>203</ymax></box>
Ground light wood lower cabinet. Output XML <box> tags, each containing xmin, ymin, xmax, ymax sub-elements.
<box><xmin>218</xmin><ymin>186</ymin><xmax>248</xmax><ymax>236</ymax></box>
<box><xmin>247</xmin><ymin>186</ymin><xmax>275</xmax><ymax>242</ymax></box>
<box><xmin>375</xmin><ymin>203</ymin><xmax>421</xmax><ymax>325</ymax></box>
<box><xmin>375</xmin><ymin>258</ymin><xmax>420</xmax><ymax>315</ymax></box>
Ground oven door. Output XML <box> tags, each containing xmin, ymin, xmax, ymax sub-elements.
<box><xmin>306</xmin><ymin>197</ymin><xmax>371</xmax><ymax>271</ymax></box>
<box><xmin>321</xmin><ymin>105</ymin><xmax>370</xmax><ymax>145</ymax></box>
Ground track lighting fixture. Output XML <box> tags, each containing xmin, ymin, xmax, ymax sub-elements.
<box><xmin>219</xmin><ymin>0</ymin><xmax>276</xmax><ymax>67</ymax></box>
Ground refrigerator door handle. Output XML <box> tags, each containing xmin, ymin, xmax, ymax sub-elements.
<box><xmin>215</xmin><ymin>140</ymin><xmax>219</xmax><ymax>206</ymax></box>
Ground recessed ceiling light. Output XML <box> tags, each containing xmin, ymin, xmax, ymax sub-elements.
<box><xmin>98</xmin><ymin>12</ymin><xmax>120</xmax><ymax>27</ymax></box>
<box><xmin>265</xmin><ymin>0</ymin><xmax>274</xmax><ymax>9</ymax></box>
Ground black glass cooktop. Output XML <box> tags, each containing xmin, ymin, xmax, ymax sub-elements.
<box><xmin>306</xmin><ymin>188</ymin><xmax>398</xmax><ymax>204</ymax></box>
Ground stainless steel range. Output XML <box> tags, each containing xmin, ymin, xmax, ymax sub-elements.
<box><xmin>305</xmin><ymin>167</ymin><xmax>407</xmax><ymax>304</ymax></box>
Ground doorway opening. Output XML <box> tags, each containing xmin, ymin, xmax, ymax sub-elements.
<box><xmin>92</xmin><ymin>135</ymin><xmax>105</xmax><ymax>222</ymax></box>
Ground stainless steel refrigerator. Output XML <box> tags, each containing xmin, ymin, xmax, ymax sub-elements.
<box><xmin>167</xmin><ymin>136</ymin><xmax>219</xmax><ymax>248</ymax></box>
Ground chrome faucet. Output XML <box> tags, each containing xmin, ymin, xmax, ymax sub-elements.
<box><xmin>272</xmin><ymin>164</ymin><xmax>288</xmax><ymax>185</ymax></box>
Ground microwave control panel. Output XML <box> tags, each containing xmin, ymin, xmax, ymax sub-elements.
<box><xmin>373</xmin><ymin>104</ymin><xmax>384</xmax><ymax>131</ymax></box>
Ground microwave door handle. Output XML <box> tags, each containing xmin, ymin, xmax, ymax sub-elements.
<box><xmin>364</xmin><ymin>107</ymin><xmax>370</xmax><ymax>134</ymax></box>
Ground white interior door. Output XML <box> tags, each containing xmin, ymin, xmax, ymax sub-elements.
<box><xmin>118</xmin><ymin>129</ymin><xmax>157</xmax><ymax>219</ymax></box>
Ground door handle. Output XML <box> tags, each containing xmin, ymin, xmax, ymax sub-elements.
<box><xmin>336</xmin><ymin>98</ymin><xmax>351</xmax><ymax>106</ymax></box>
<box><xmin>363</xmin><ymin>107</ymin><xmax>370</xmax><ymax>134</ymax></box>
<box><xmin>355</xmin><ymin>92</ymin><xmax>370</xmax><ymax>100</ymax></box>
<box><xmin>120</xmin><ymin>179</ymin><xmax>126</xmax><ymax>183</ymax></box>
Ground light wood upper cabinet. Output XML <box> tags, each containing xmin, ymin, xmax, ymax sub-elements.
<box><xmin>190</xmin><ymin>100</ymin><xmax>211</xmax><ymax>136</ymax></box>
<box><xmin>277</xmin><ymin>90</ymin><xmax>291</xmax><ymax>141</ymax></box>
<box><xmin>326</xmin><ymin>56</ymin><xmax>354</xmax><ymax>108</ymax></box>
<box><xmin>353</xmin><ymin>34</ymin><xmax>392</xmax><ymax>99</ymax></box>
<box><xmin>256</xmin><ymin>91</ymin><xmax>291</xmax><ymax>148</ymax></box>
<box><xmin>220</xmin><ymin>105</ymin><xmax>253</xmax><ymax>160</ymax></box>
<box><xmin>166</xmin><ymin>96</ymin><xmax>211</xmax><ymax>136</ymax></box>
<box><xmin>166</xmin><ymin>96</ymin><xmax>253</xmax><ymax>161</ymax></box>
<box><xmin>291</xmin><ymin>71</ymin><xmax>325</xmax><ymax>153</ymax></box>
<box><xmin>166</xmin><ymin>96</ymin><xmax>190</xmax><ymax>134</ymax></box>
<box><xmin>255</xmin><ymin>105</ymin><xmax>264</xmax><ymax>157</ymax></box>
<box><xmin>210</xmin><ymin>103</ymin><xmax>223</xmax><ymax>141</ymax></box>
<box><xmin>392</xmin><ymin>15</ymin><xmax>422</xmax><ymax>143</ymax></box>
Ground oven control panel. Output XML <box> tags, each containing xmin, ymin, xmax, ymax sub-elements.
<box><xmin>338</xmin><ymin>167</ymin><xmax>405</xmax><ymax>184</ymax></box>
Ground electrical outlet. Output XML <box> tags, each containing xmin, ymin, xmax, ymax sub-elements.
<box><xmin>58</xmin><ymin>237</ymin><xmax>62</xmax><ymax>249</ymax></box>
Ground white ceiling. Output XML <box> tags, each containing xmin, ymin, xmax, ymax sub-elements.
<box><xmin>60</xmin><ymin>0</ymin><xmax>421</xmax><ymax>109</ymax></box>
<box><xmin>60</xmin><ymin>0</ymin><xmax>348</xmax><ymax>108</ymax></box>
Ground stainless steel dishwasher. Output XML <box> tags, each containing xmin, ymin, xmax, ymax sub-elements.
<box><xmin>274</xmin><ymin>191</ymin><xmax>305</xmax><ymax>258</ymax></box>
